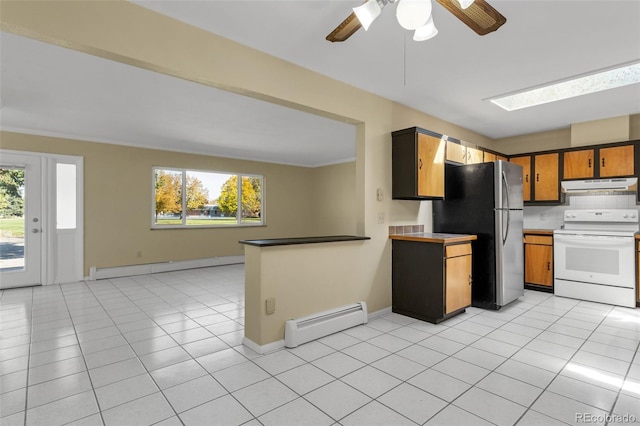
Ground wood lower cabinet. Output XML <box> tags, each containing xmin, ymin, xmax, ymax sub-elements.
<box><xmin>524</xmin><ymin>233</ymin><xmax>553</xmax><ymax>291</ymax></box>
<box><xmin>391</xmin><ymin>239</ymin><xmax>472</xmax><ymax>323</ymax></box>
<box><xmin>444</xmin><ymin>244</ymin><xmax>472</xmax><ymax>314</ymax></box>
<box><xmin>637</xmin><ymin>238</ymin><xmax>640</xmax><ymax>306</ymax></box>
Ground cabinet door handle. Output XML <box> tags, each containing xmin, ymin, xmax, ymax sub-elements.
<box><xmin>469</xmin><ymin>275</ymin><xmax>473</xmax><ymax>285</ymax></box>
<box><xmin>536</xmin><ymin>173</ymin><xmax>539</xmax><ymax>182</ymax></box>
<box><xmin>588</xmin><ymin>158</ymin><xmax>591</xmax><ymax>168</ymax></box>
<box><xmin>419</xmin><ymin>158</ymin><xmax>423</xmax><ymax>170</ymax></box>
<box><xmin>525</xmin><ymin>174</ymin><xmax>529</xmax><ymax>183</ymax></box>
<box><xmin>602</xmin><ymin>158</ymin><xmax>605</xmax><ymax>167</ymax></box>
<box><xmin>547</xmin><ymin>261</ymin><xmax>551</xmax><ymax>271</ymax></box>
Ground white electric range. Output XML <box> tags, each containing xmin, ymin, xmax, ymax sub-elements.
<box><xmin>554</xmin><ymin>209</ymin><xmax>638</xmax><ymax>308</ymax></box>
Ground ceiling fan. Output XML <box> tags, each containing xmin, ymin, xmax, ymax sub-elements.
<box><xmin>326</xmin><ymin>0</ymin><xmax>506</xmax><ymax>42</ymax></box>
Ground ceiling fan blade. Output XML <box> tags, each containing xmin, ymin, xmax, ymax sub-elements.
<box><xmin>326</xmin><ymin>12</ymin><xmax>362</xmax><ymax>42</ymax></box>
<box><xmin>436</xmin><ymin>0</ymin><xmax>506</xmax><ymax>35</ymax></box>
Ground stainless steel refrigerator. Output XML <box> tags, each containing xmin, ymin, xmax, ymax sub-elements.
<box><xmin>433</xmin><ymin>160</ymin><xmax>524</xmax><ymax>310</ymax></box>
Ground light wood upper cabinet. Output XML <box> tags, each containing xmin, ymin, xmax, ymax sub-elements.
<box><xmin>446</xmin><ymin>141</ymin><xmax>466</xmax><ymax>164</ymax></box>
<box><xmin>534</xmin><ymin>153</ymin><xmax>559</xmax><ymax>201</ymax></box>
<box><xmin>392</xmin><ymin>128</ymin><xmax>445</xmax><ymax>200</ymax></box>
<box><xmin>564</xmin><ymin>149</ymin><xmax>595</xmax><ymax>179</ymax></box>
<box><xmin>466</xmin><ymin>147</ymin><xmax>483</xmax><ymax>164</ymax></box>
<box><xmin>564</xmin><ymin>145</ymin><xmax>634</xmax><ymax>179</ymax></box>
<box><xmin>483</xmin><ymin>152</ymin><xmax>497</xmax><ymax>163</ymax></box>
<box><xmin>445</xmin><ymin>142</ymin><xmax>484</xmax><ymax>165</ymax></box>
<box><xmin>510</xmin><ymin>153</ymin><xmax>560</xmax><ymax>203</ymax></box>
<box><xmin>417</xmin><ymin>133</ymin><xmax>445</xmax><ymax>198</ymax></box>
<box><xmin>509</xmin><ymin>156</ymin><xmax>531</xmax><ymax>201</ymax></box>
<box><xmin>599</xmin><ymin>145</ymin><xmax>634</xmax><ymax>177</ymax></box>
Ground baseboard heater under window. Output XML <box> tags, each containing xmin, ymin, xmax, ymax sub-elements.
<box><xmin>284</xmin><ymin>302</ymin><xmax>368</xmax><ymax>348</ymax></box>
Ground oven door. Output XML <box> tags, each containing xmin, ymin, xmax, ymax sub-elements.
<box><xmin>554</xmin><ymin>233</ymin><xmax>635</xmax><ymax>288</ymax></box>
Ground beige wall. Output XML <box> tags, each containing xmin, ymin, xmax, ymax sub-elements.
<box><xmin>630</xmin><ymin>114</ymin><xmax>640</xmax><ymax>140</ymax></box>
<box><xmin>1</xmin><ymin>131</ymin><xmax>357</xmax><ymax>274</ymax></box>
<box><xmin>492</xmin><ymin>128</ymin><xmax>572</xmax><ymax>155</ymax></box>
<box><xmin>310</xmin><ymin>162</ymin><xmax>357</xmax><ymax>236</ymax></box>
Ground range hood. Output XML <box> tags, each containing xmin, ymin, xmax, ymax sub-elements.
<box><xmin>561</xmin><ymin>177</ymin><xmax>638</xmax><ymax>193</ymax></box>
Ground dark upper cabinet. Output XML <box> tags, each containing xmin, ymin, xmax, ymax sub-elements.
<box><xmin>392</xmin><ymin>128</ymin><xmax>446</xmax><ymax>200</ymax></box>
<box><xmin>510</xmin><ymin>153</ymin><xmax>561</xmax><ymax>204</ymax></box>
<box><xmin>563</xmin><ymin>144</ymin><xmax>635</xmax><ymax>180</ymax></box>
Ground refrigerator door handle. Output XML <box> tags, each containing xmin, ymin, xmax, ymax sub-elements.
<box><xmin>502</xmin><ymin>170</ymin><xmax>511</xmax><ymax>211</ymax></box>
<box><xmin>502</xmin><ymin>171</ymin><xmax>510</xmax><ymax>245</ymax></box>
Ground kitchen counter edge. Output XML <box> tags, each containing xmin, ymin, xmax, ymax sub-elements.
<box><xmin>239</xmin><ymin>235</ymin><xmax>370</xmax><ymax>247</ymax></box>
<box><xmin>389</xmin><ymin>233</ymin><xmax>477</xmax><ymax>244</ymax></box>
<box><xmin>523</xmin><ymin>229</ymin><xmax>555</xmax><ymax>235</ymax></box>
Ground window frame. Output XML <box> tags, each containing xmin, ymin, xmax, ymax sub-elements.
<box><xmin>151</xmin><ymin>166</ymin><xmax>265</xmax><ymax>229</ymax></box>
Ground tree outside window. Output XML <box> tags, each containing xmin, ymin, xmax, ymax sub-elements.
<box><xmin>153</xmin><ymin>167</ymin><xmax>263</xmax><ymax>227</ymax></box>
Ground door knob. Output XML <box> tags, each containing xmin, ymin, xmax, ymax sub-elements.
<box><xmin>32</xmin><ymin>228</ymin><xmax>41</xmax><ymax>233</ymax></box>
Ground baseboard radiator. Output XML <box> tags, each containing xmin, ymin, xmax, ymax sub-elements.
<box><xmin>284</xmin><ymin>302</ymin><xmax>368</xmax><ymax>348</ymax></box>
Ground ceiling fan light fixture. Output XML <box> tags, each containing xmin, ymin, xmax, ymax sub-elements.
<box><xmin>353</xmin><ymin>0</ymin><xmax>383</xmax><ymax>30</ymax></box>
<box><xmin>396</xmin><ymin>0</ymin><xmax>433</xmax><ymax>30</ymax></box>
<box><xmin>458</xmin><ymin>0</ymin><xmax>474</xmax><ymax>9</ymax></box>
<box><xmin>413</xmin><ymin>15</ymin><xmax>438</xmax><ymax>41</ymax></box>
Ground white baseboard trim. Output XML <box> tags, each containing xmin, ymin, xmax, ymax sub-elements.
<box><xmin>242</xmin><ymin>337</ymin><xmax>285</xmax><ymax>355</ymax></box>
<box><xmin>368</xmin><ymin>306</ymin><xmax>392</xmax><ymax>321</ymax></box>
<box><xmin>88</xmin><ymin>256</ymin><xmax>245</xmax><ymax>280</ymax></box>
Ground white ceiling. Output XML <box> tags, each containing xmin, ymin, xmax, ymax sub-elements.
<box><xmin>1</xmin><ymin>1</ymin><xmax>639</xmax><ymax>166</ymax></box>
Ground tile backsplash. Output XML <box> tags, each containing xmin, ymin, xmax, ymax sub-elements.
<box><xmin>524</xmin><ymin>192</ymin><xmax>639</xmax><ymax>229</ymax></box>
<box><xmin>389</xmin><ymin>224</ymin><xmax>425</xmax><ymax>235</ymax></box>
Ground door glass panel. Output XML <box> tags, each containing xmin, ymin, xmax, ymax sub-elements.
<box><xmin>0</xmin><ymin>166</ymin><xmax>25</xmax><ymax>271</ymax></box>
<box><xmin>56</xmin><ymin>163</ymin><xmax>76</xmax><ymax>229</ymax></box>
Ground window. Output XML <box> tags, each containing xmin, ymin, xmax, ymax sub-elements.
<box><xmin>56</xmin><ymin>163</ymin><xmax>77</xmax><ymax>229</ymax></box>
<box><xmin>153</xmin><ymin>168</ymin><xmax>263</xmax><ymax>228</ymax></box>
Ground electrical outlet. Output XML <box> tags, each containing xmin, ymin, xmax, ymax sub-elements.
<box><xmin>540</xmin><ymin>212</ymin><xmax>547</xmax><ymax>221</ymax></box>
<box><xmin>377</xmin><ymin>212</ymin><xmax>385</xmax><ymax>224</ymax></box>
<box><xmin>376</xmin><ymin>188</ymin><xmax>383</xmax><ymax>201</ymax></box>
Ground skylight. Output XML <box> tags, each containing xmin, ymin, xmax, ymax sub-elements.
<box><xmin>490</xmin><ymin>62</ymin><xmax>640</xmax><ymax>111</ymax></box>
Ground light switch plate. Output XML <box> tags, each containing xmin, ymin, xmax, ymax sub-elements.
<box><xmin>265</xmin><ymin>297</ymin><xmax>276</xmax><ymax>315</ymax></box>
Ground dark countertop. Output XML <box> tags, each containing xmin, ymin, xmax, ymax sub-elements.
<box><xmin>239</xmin><ymin>235</ymin><xmax>371</xmax><ymax>247</ymax></box>
<box><xmin>389</xmin><ymin>232</ymin><xmax>477</xmax><ymax>244</ymax></box>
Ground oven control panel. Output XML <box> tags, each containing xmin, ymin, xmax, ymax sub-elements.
<box><xmin>563</xmin><ymin>209</ymin><xmax>638</xmax><ymax>223</ymax></box>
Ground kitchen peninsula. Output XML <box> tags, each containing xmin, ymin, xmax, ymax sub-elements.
<box><xmin>239</xmin><ymin>235</ymin><xmax>370</xmax><ymax>353</ymax></box>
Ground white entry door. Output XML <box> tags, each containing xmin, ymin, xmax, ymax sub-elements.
<box><xmin>0</xmin><ymin>153</ymin><xmax>42</xmax><ymax>288</ymax></box>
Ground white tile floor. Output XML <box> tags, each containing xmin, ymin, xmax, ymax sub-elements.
<box><xmin>1</xmin><ymin>264</ymin><xmax>640</xmax><ymax>426</ymax></box>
